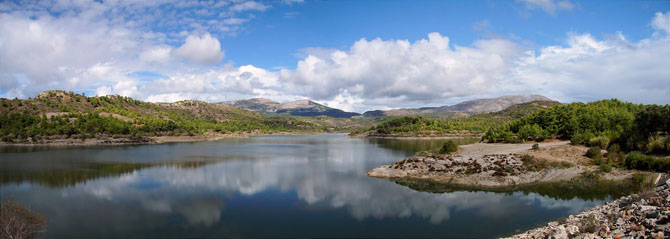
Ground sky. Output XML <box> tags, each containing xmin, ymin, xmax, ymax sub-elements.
<box><xmin>0</xmin><ymin>0</ymin><xmax>669</xmax><ymax>113</ymax></box>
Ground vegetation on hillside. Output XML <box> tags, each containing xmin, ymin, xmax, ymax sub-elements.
<box><xmin>352</xmin><ymin>100</ymin><xmax>558</xmax><ymax>137</ymax></box>
<box><xmin>481</xmin><ymin>99</ymin><xmax>670</xmax><ymax>171</ymax></box>
<box><xmin>0</xmin><ymin>90</ymin><xmax>324</xmax><ymax>143</ymax></box>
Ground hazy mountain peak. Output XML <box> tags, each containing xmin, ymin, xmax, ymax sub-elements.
<box><xmin>441</xmin><ymin>95</ymin><xmax>554</xmax><ymax>113</ymax></box>
<box><xmin>221</xmin><ymin>98</ymin><xmax>359</xmax><ymax>118</ymax></box>
<box><xmin>362</xmin><ymin>94</ymin><xmax>556</xmax><ymax>117</ymax></box>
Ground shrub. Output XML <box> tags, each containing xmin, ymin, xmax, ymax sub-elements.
<box><xmin>599</xmin><ymin>163</ymin><xmax>612</xmax><ymax>172</ymax></box>
<box><xmin>522</xmin><ymin>154</ymin><xmax>534</xmax><ymax>163</ymax></box>
<box><xmin>585</xmin><ymin>146</ymin><xmax>602</xmax><ymax>159</ymax></box>
<box><xmin>589</xmin><ymin>136</ymin><xmax>610</xmax><ymax>149</ymax></box>
<box><xmin>532</xmin><ymin>143</ymin><xmax>539</xmax><ymax>150</ymax></box>
<box><xmin>625</xmin><ymin>152</ymin><xmax>670</xmax><ymax>172</ymax></box>
<box><xmin>0</xmin><ymin>199</ymin><xmax>46</xmax><ymax>239</ymax></box>
<box><xmin>592</xmin><ymin>155</ymin><xmax>604</xmax><ymax>165</ymax></box>
<box><xmin>646</xmin><ymin>136</ymin><xmax>670</xmax><ymax>154</ymax></box>
<box><xmin>439</xmin><ymin>141</ymin><xmax>459</xmax><ymax>154</ymax></box>
<box><xmin>609</xmin><ymin>144</ymin><xmax>620</xmax><ymax>154</ymax></box>
<box><xmin>606</xmin><ymin>152</ymin><xmax>618</xmax><ymax>164</ymax></box>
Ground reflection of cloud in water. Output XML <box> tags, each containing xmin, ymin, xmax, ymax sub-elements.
<box><xmin>68</xmin><ymin>148</ymin><xmax>601</xmax><ymax>225</ymax></box>
<box><xmin>174</xmin><ymin>198</ymin><xmax>224</xmax><ymax>227</ymax></box>
<box><xmin>517</xmin><ymin>193</ymin><xmax>600</xmax><ymax>215</ymax></box>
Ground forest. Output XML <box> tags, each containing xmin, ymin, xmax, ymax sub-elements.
<box><xmin>366</xmin><ymin>115</ymin><xmax>507</xmax><ymax>135</ymax></box>
<box><xmin>481</xmin><ymin>99</ymin><xmax>670</xmax><ymax>171</ymax></box>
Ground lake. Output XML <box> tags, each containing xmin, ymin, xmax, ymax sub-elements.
<box><xmin>1</xmin><ymin>134</ymin><xmax>621</xmax><ymax>238</ymax></box>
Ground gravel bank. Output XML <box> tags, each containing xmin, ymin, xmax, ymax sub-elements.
<box><xmin>505</xmin><ymin>177</ymin><xmax>669</xmax><ymax>239</ymax></box>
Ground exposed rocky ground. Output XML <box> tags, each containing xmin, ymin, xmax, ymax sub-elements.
<box><xmin>506</xmin><ymin>178</ymin><xmax>670</xmax><ymax>239</ymax></box>
<box><xmin>367</xmin><ymin>141</ymin><xmax>629</xmax><ymax>187</ymax></box>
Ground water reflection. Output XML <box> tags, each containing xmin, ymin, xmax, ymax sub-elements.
<box><xmin>0</xmin><ymin>134</ymin><xmax>617</xmax><ymax>238</ymax></box>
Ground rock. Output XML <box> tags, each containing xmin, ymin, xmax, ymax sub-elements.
<box><xmin>550</xmin><ymin>226</ymin><xmax>568</xmax><ymax>239</ymax></box>
<box><xmin>616</xmin><ymin>218</ymin><xmax>625</xmax><ymax>225</ymax></box>
<box><xmin>566</xmin><ymin>225</ymin><xmax>579</xmax><ymax>235</ymax></box>
<box><xmin>652</xmin><ymin>231</ymin><xmax>664</xmax><ymax>239</ymax></box>
<box><xmin>647</xmin><ymin>210</ymin><xmax>660</xmax><ymax>218</ymax></box>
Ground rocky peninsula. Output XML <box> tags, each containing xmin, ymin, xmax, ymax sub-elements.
<box><xmin>368</xmin><ymin>141</ymin><xmax>636</xmax><ymax>187</ymax></box>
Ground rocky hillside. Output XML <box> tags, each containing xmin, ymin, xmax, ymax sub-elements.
<box><xmin>362</xmin><ymin>95</ymin><xmax>556</xmax><ymax>117</ymax></box>
<box><xmin>4</xmin><ymin>90</ymin><xmax>265</xmax><ymax>122</ymax></box>
<box><xmin>222</xmin><ymin>98</ymin><xmax>360</xmax><ymax>118</ymax></box>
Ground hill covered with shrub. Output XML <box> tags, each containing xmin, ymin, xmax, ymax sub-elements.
<box><xmin>0</xmin><ymin>90</ymin><xmax>324</xmax><ymax>143</ymax></box>
<box><xmin>482</xmin><ymin>99</ymin><xmax>669</xmax><ymax>157</ymax></box>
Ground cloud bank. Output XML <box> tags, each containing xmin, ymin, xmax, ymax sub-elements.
<box><xmin>0</xmin><ymin>1</ymin><xmax>668</xmax><ymax>112</ymax></box>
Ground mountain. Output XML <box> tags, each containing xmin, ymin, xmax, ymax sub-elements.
<box><xmin>350</xmin><ymin>98</ymin><xmax>562</xmax><ymax>138</ymax></box>
<box><xmin>362</xmin><ymin>95</ymin><xmax>555</xmax><ymax>117</ymax></box>
<box><xmin>221</xmin><ymin>98</ymin><xmax>360</xmax><ymax>118</ymax></box>
<box><xmin>221</xmin><ymin>98</ymin><xmax>280</xmax><ymax>113</ymax></box>
<box><xmin>436</xmin><ymin>95</ymin><xmax>553</xmax><ymax>113</ymax></box>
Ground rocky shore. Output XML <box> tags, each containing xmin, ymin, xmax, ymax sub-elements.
<box><xmin>506</xmin><ymin>178</ymin><xmax>670</xmax><ymax>239</ymax></box>
<box><xmin>368</xmin><ymin>141</ymin><xmax>633</xmax><ymax>187</ymax></box>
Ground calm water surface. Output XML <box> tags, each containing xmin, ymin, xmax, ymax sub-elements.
<box><xmin>1</xmin><ymin>134</ymin><xmax>617</xmax><ymax>238</ymax></box>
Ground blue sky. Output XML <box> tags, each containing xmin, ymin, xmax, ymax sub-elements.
<box><xmin>1</xmin><ymin>0</ymin><xmax>669</xmax><ymax>112</ymax></box>
<box><xmin>224</xmin><ymin>0</ymin><xmax>667</xmax><ymax>69</ymax></box>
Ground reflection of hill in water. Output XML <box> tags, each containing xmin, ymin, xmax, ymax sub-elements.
<box><xmin>0</xmin><ymin>158</ymin><xmax>227</xmax><ymax>188</ymax></box>
<box><xmin>366</xmin><ymin>137</ymin><xmax>479</xmax><ymax>154</ymax></box>
<box><xmin>391</xmin><ymin>177</ymin><xmax>644</xmax><ymax>201</ymax></box>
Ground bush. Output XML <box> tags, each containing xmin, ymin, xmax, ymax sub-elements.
<box><xmin>585</xmin><ymin>146</ymin><xmax>602</xmax><ymax>158</ymax></box>
<box><xmin>522</xmin><ymin>154</ymin><xmax>534</xmax><ymax>163</ymax></box>
<box><xmin>532</xmin><ymin>143</ymin><xmax>539</xmax><ymax>150</ymax></box>
<box><xmin>0</xmin><ymin>199</ymin><xmax>46</xmax><ymax>239</ymax></box>
<box><xmin>625</xmin><ymin>152</ymin><xmax>670</xmax><ymax>172</ymax></box>
<box><xmin>592</xmin><ymin>155</ymin><xmax>604</xmax><ymax>165</ymax></box>
<box><xmin>439</xmin><ymin>141</ymin><xmax>459</xmax><ymax>154</ymax></box>
<box><xmin>589</xmin><ymin>136</ymin><xmax>610</xmax><ymax>149</ymax></box>
<box><xmin>609</xmin><ymin>144</ymin><xmax>620</xmax><ymax>154</ymax></box>
<box><xmin>646</xmin><ymin>136</ymin><xmax>670</xmax><ymax>154</ymax></box>
<box><xmin>599</xmin><ymin>163</ymin><xmax>612</xmax><ymax>172</ymax></box>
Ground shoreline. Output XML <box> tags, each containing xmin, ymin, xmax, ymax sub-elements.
<box><xmin>353</xmin><ymin>135</ymin><xmax>482</xmax><ymax>140</ymax></box>
<box><xmin>505</xmin><ymin>176</ymin><xmax>668</xmax><ymax>239</ymax></box>
<box><xmin>366</xmin><ymin>140</ymin><xmax>668</xmax><ymax>238</ymax></box>
<box><xmin>367</xmin><ymin>141</ymin><xmax>620</xmax><ymax>187</ymax></box>
<box><xmin>349</xmin><ymin>132</ymin><xmax>483</xmax><ymax>138</ymax></box>
<box><xmin>0</xmin><ymin>131</ymin><xmax>329</xmax><ymax>147</ymax></box>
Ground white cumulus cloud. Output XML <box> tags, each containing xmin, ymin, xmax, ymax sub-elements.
<box><xmin>279</xmin><ymin>32</ymin><xmax>523</xmax><ymax>111</ymax></box>
<box><xmin>175</xmin><ymin>33</ymin><xmax>225</xmax><ymax>65</ymax></box>
<box><xmin>652</xmin><ymin>11</ymin><xmax>670</xmax><ymax>37</ymax></box>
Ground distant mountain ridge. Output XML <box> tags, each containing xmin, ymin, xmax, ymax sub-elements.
<box><xmin>437</xmin><ymin>95</ymin><xmax>553</xmax><ymax>113</ymax></box>
<box><xmin>362</xmin><ymin>95</ymin><xmax>555</xmax><ymax>117</ymax></box>
<box><xmin>221</xmin><ymin>98</ymin><xmax>361</xmax><ymax>118</ymax></box>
